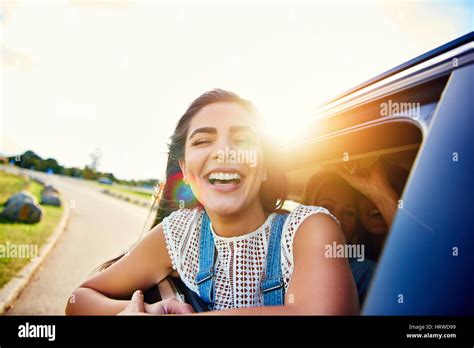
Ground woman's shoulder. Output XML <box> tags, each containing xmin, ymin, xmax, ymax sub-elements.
<box><xmin>161</xmin><ymin>208</ymin><xmax>202</xmax><ymax>280</ymax></box>
<box><xmin>281</xmin><ymin>204</ymin><xmax>341</xmax><ymax>250</ymax></box>
<box><xmin>163</xmin><ymin>207</ymin><xmax>202</xmax><ymax>222</ymax></box>
<box><xmin>162</xmin><ymin>208</ymin><xmax>203</xmax><ymax>245</ymax></box>
<box><xmin>280</xmin><ymin>204</ymin><xmax>342</xmax><ymax>289</ymax></box>
<box><xmin>285</xmin><ymin>204</ymin><xmax>340</xmax><ymax>228</ymax></box>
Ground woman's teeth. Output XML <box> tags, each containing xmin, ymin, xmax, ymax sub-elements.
<box><xmin>208</xmin><ymin>172</ymin><xmax>241</xmax><ymax>185</ymax></box>
<box><xmin>369</xmin><ymin>209</ymin><xmax>382</xmax><ymax>218</ymax></box>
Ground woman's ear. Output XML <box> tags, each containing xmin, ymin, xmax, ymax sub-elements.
<box><xmin>179</xmin><ymin>159</ymin><xmax>188</xmax><ymax>185</ymax></box>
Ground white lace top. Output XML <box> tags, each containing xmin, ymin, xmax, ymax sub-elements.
<box><xmin>162</xmin><ymin>204</ymin><xmax>339</xmax><ymax>310</ymax></box>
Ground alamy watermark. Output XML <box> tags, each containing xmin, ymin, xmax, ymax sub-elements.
<box><xmin>325</xmin><ymin>242</ymin><xmax>365</xmax><ymax>262</ymax></box>
<box><xmin>18</xmin><ymin>322</ymin><xmax>55</xmax><ymax>341</ymax></box>
<box><xmin>0</xmin><ymin>242</ymin><xmax>39</xmax><ymax>259</ymax></box>
<box><xmin>55</xmin><ymin>98</ymin><xmax>96</xmax><ymax>121</ymax></box>
<box><xmin>380</xmin><ymin>99</ymin><xmax>420</xmax><ymax>118</ymax></box>
<box><xmin>216</xmin><ymin>147</ymin><xmax>257</xmax><ymax>167</ymax></box>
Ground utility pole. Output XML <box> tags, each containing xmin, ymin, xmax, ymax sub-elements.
<box><xmin>89</xmin><ymin>147</ymin><xmax>102</xmax><ymax>171</ymax></box>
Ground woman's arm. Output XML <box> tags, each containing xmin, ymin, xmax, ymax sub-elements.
<box><xmin>112</xmin><ymin>213</ymin><xmax>358</xmax><ymax>316</ymax></box>
<box><xmin>334</xmin><ymin>160</ymin><xmax>399</xmax><ymax>227</ymax></box>
<box><xmin>65</xmin><ymin>223</ymin><xmax>173</xmax><ymax>315</ymax></box>
<box><xmin>200</xmin><ymin>213</ymin><xmax>359</xmax><ymax>315</ymax></box>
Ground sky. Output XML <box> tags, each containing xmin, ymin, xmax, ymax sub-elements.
<box><xmin>0</xmin><ymin>0</ymin><xmax>472</xmax><ymax>180</ymax></box>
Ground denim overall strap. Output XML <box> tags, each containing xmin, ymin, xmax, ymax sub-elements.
<box><xmin>196</xmin><ymin>211</ymin><xmax>215</xmax><ymax>310</ymax></box>
<box><xmin>261</xmin><ymin>213</ymin><xmax>289</xmax><ymax>306</ymax></box>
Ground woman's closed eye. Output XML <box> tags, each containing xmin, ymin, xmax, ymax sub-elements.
<box><xmin>233</xmin><ymin>134</ymin><xmax>258</xmax><ymax>147</ymax></box>
<box><xmin>191</xmin><ymin>138</ymin><xmax>213</xmax><ymax>146</ymax></box>
<box><xmin>234</xmin><ymin>138</ymin><xmax>255</xmax><ymax>147</ymax></box>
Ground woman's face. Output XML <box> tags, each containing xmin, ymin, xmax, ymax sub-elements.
<box><xmin>314</xmin><ymin>182</ymin><xmax>357</xmax><ymax>242</ymax></box>
<box><xmin>358</xmin><ymin>196</ymin><xmax>388</xmax><ymax>235</ymax></box>
<box><xmin>180</xmin><ymin>102</ymin><xmax>266</xmax><ymax>216</ymax></box>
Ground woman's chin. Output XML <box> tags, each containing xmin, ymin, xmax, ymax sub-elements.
<box><xmin>207</xmin><ymin>203</ymin><xmax>241</xmax><ymax>216</ymax></box>
<box><xmin>367</xmin><ymin>224</ymin><xmax>388</xmax><ymax>235</ymax></box>
<box><xmin>202</xmin><ymin>197</ymin><xmax>244</xmax><ymax>216</ymax></box>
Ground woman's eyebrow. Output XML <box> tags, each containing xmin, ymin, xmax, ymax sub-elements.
<box><xmin>229</xmin><ymin>126</ymin><xmax>257</xmax><ymax>133</ymax></box>
<box><xmin>188</xmin><ymin>127</ymin><xmax>217</xmax><ymax>140</ymax></box>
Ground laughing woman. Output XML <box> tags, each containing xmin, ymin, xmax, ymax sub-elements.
<box><xmin>65</xmin><ymin>89</ymin><xmax>359</xmax><ymax>315</ymax></box>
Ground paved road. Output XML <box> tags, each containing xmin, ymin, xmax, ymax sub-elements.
<box><xmin>4</xmin><ymin>169</ymin><xmax>151</xmax><ymax>315</ymax></box>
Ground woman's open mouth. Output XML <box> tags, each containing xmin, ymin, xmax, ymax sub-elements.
<box><xmin>208</xmin><ymin>172</ymin><xmax>241</xmax><ymax>185</ymax></box>
<box><xmin>368</xmin><ymin>209</ymin><xmax>383</xmax><ymax>219</ymax></box>
<box><xmin>204</xmin><ymin>170</ymin><xmax>244</xmax><ymax>192</ymax></box>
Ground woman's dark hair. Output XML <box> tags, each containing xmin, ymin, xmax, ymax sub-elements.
<box><xmin>95</xmin><ymin>88</ymin><xmax>287</xmax><ymax>273</ymax></box>
<box><xmin>303</xmin><ymin>172</ymin><xmax>355</xmax><ymax>206</ymax></box>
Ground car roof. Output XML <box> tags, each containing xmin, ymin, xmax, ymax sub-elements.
<box><xmin>325</xmin><ymin>32</ymin><xmax>474</xmax><ymax>105</ymax></box>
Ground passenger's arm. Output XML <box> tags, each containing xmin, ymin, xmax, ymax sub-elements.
<box><xmin>333</xmin><ymin>160</ymin><xmax>399</xmax><ymax>226</ymax></box>
<box><xmin>65</xmin><ymin>223</ymin><xmax>173</xmax><ymax>315</ymax></box>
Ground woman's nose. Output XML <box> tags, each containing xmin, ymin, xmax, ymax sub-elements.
<box><xmin>211</xmin><ymin>136</ymin><xmax>233</xmax><ymax>162</ymax></box>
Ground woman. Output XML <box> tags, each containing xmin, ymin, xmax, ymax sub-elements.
<box><xmin>65</xmin><ymin>89</ymin><xmax>358</xmax><ymax>315</ymax></box>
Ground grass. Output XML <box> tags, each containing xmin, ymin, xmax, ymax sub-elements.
<box><xmin>0</xmin><ymin>171</ymin><xmax>64</xmax><ymax>288</ymax></box>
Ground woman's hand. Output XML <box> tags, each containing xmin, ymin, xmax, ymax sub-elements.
<box><xmin>118</xmin><ymin>290</ymin><xmax>150</xmax><ymax>315</ymax></box>
<box><xmin>145</xmin><ymin>298</ymin><xmax>194</xmax><ymax>315</ymax></box>
<box><xmin>118</xmin><ymin>290</ymin><xmax>194</xmax><ymax>315</ymax></box>
<box><xmin>331</xmin><ymin>159</ymin><xmax>393</xmax><ymax>201</ymax></box>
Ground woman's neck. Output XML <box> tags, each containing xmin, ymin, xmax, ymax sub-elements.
<box><xmin>206</xmin><ymin>200</ymin><xmax>268</xmax><ymax>238</ymax></box>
